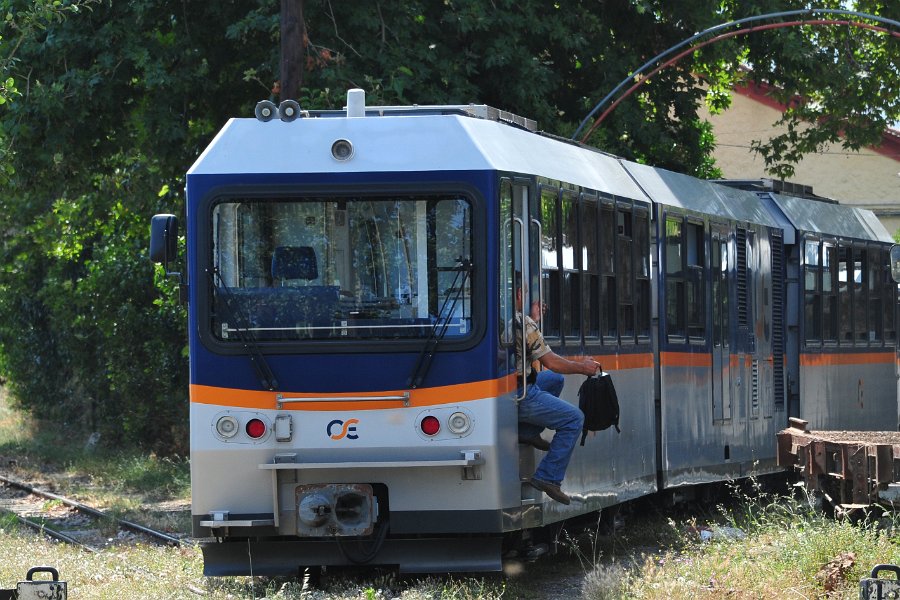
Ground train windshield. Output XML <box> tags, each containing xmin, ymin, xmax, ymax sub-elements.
<box><xmin>209</xmin><ymin>194</ymin><xmax>473</xmax><ymax>342</ymax></box>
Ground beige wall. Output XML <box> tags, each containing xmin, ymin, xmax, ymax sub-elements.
<box><xmin>700</xmin><ymin>92</ymin><xmax>900</xmax><ymax>237</ymax></box>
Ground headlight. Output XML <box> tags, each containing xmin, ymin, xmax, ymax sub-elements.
<box><xmin>215</xmin><ymin>415</ymin><xmax>239</xmax><ymax>439</ymax></box>
<box><xmin>447</xmin><ymin>411</ymin><xmax>471</xmax><ymax>435</ymax></box>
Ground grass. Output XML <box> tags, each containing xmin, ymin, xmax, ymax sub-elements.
<box><xmin>4</xmin><ymin>390</ymin><xmax>900</xmax><ymax>598</ymax></box>
<box><xmin>578</xmin><ymin>480</ymin><xmax>900</xmax><ymax>599</ymax></box>
<box><xmin>0</xmin><ymin>411</ymin><xmax>190</xmax><ymax>500</ymax></box>
<box><xmin>0</xmin><ymin>389</ymin><xmax>191</xmax><ymax>532</ymax></box>
<box><xmin>0</xmin><ymin>525</ymin><xmax>513</xmax><ymax>600</ymax></box>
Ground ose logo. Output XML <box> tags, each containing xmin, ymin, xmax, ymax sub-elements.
<box><xmin>327</xmin><ymin>418</ymin><xmax>359</xmax><ymax>440</ymax></box>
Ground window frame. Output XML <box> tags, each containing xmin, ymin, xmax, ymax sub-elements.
<box><xmin>195</xmin><ymin>183</ymin><xmax>486</xmax><ymax>355</ymax></box>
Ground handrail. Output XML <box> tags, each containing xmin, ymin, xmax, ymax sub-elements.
<box><xmin>531</xmin><ymin>217</ymin><xmax>544</xmax><ymax>332</ymax></box>
<box><xmin>276</xmin><ymin>392</ymin><xmax>410</xmax><ymax>408</ymax></box>
<box><xmin>513</xmin><ymin>216</ymin><xmax>527</xmax><ymax>401</ymax></box>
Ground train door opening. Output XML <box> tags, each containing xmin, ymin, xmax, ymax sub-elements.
<box><xmin>503</xmin><ymin>178</ymin><xmax>544</xmax><ymax>505</ymax></box>
<box><xmin>501</xmin><ymin>179</ymin><xmax>533</xmax><ymax>393</ymax></box>
<box><xmin>711</xmin><ymin>225</ymin><xmax>732</xmax><ymax>423</ymax></box>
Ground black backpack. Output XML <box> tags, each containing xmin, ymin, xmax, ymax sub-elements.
<box><xmin>577</xmin><ymin>370</ymin><xmax>620</xmax><ymax>446</ymax></box>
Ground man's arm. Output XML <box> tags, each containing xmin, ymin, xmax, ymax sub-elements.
<box><xmin>538</xmin><ymin>351</ymin><xmax>600</xmax><ymax>377</ymax></box>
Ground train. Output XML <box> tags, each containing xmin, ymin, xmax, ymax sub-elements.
<box><xmin>150</xmin><ymin>89</ymin><xmax>900</xmax><ymax>575</ymax></box>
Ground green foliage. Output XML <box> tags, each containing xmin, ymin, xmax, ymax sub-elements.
<box><xmin>285</xmin><ymin>0</ymin><xmax>736</xmax><ymax>174</ymax></box>
<box><xmin>0</xmin><ymin>0</ymin><xmax>277</xmax><ymax>452</ymax></box>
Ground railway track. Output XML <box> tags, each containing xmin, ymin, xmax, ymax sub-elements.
<box><xmin>0</xmin><ymin>473</ymin><xmax>186</xmax><ymax>552</ymax></box>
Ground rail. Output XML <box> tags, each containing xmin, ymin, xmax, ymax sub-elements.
<box><xmin>0</xmin><ymin>474</ymin><xmax>185</xmax><ymax>549</ymax></box>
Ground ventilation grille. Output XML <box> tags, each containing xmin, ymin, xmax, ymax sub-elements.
<box><xmin>736</xmin><ymin>228</ymin><xmax>749</xmax><ymax>328</ymax></box>
<box><xmin>771</xmin><ymin>232</ymin><xmax>785</xmax><ymax>411</ymax></box>
<box><xmin>751</xmin><ymin>358</ymin><xmax>760</xmax><ymax>417</ymax></box>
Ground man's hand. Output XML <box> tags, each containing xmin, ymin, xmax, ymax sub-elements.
<box><xmin>577</xmin><ymin>357</ymin><xmax>601</xmax><ymax>376</ymax></box>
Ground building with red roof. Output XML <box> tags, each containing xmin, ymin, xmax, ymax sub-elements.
<box><xmin>702</xmin><ymin>81</ymin><xmax>900</xmax><ymax>235</ymax></box>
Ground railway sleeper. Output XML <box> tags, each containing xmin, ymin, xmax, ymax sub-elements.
<box><xmin>776</xmin><ymin>417</ymin><xmax>900</xmax><ymax>510</ymax></box>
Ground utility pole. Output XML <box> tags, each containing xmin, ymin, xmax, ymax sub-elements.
<box><xmin>280</xmin><ymin>0</ymin><xmax>304</xmax><ymax>101</ymax></box>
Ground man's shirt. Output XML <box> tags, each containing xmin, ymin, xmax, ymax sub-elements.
<box><xmin>514</xmin><ymin>312</ymin><xmax>551</xmax><ymax>378</ymax></box>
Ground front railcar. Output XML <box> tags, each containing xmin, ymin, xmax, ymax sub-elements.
<box><xmin>183</xmin><ymin>108</ymin><xmax>529</xmax><ymax>575</ymax></box>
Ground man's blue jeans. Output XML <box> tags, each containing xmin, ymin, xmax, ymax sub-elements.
<box><xmin>518</xmin><ymin>370</ymin><xmax>584</xmax><ymax>485</ymax></box>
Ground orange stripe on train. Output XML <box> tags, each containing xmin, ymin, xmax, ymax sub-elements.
<box><xmin>659</xmin><ymin>351</ymin><xmax>712</xmax><ymax>368</ymax></box>
<box><xmin>800</xmin><ymin>352</ymin><xmax>895</xmax><ymax>367</ymax></box>
<box><xmin>191</xmin><ymin>377</ymin><xmax>515</xmax><ymax>411</ymax></box>
<box><xmin>191</xmin><ymin>352</ymin><xmax>653</xmax><ymax>410</ymax></box>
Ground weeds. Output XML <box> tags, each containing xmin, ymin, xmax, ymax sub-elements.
<box><xmin>582</xmin><ymin>564</ymin><xmax>627</xmax><ymax>600</ymax></box>
<box><xmin>562</xmin><ymin>514</ymin><xmax>607</xmax><ymax>572</ymax></box>
<box><xmin>583</xmin><ymin>478</ymin><xmax>900</xmax><ymax>600</ymax></box>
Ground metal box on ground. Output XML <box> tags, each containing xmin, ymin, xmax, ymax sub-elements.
<box><xmin>0</xmin><ymin>567</ymin><xmax>66</xmax><ymax>600</ymax></box>
<box><xmin>860</xmin><ymin>564</ymin><xmax>900</xmax><ymax>600</ymax></box>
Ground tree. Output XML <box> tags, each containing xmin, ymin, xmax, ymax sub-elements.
<box><xmin>280</xmin><ymin>0</ymin><xmax>304</xmax><ymax>99</ymax></box>
<box><xmin>0</xmin><ymin>0</ymin><xmax>279</xmax><ymax>452</ymax></box>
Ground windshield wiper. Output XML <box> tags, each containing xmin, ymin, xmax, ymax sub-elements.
<box><xmin>207</xmin><ymin>268</ymin><xmax>279</xmax><ymax>391</ymax></box>
<box><xmin>407</xmin><ymin>258</ymin><xmax>472</xmax><ymax>389</ymax></box>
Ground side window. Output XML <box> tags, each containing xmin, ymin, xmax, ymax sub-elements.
<box><xmin>884</xmin><ymin>250</ymin><xmax>897</xmax><ymax>344</ymax></box>
<box><xmin>823</xmin><ymin>243</ymin><xmax>838</xmax><ymax>343</ymax></box>
<box><xmin>665</xmin><ymin>217</ymin><xmax>685</xmax><ymax>339</ymax></box>
<box><xmin>617</xmin><ymin>207</ymin><xmax>635</xmax><ymax>341</ymax></box>
<box><xmin>634</xmin><ymin>210</ymin><xmax>651</xmax><ymax>340</ymax></box>
<box><xmin>561</xmin><ymin>191</ymin><xmax>580</xmax><ymax>340</ymax></box>
<box><xmin>665</xmin><ymin>216</ymin><xmax>707</xmax><ymax>342</ymax></box>
<box><xmin>838</xmin><ymin>246</ymin><xmax>852</xmax><ymax>343</ymax></box>
<box><xmin>686</xmin><ymin>221</ymin><xmax>705</xmax><ymax>340</ymax></box>
<box><xmin>804</xmin><ymin>239</ymin><xmax>822</xmax><ymax>344</ymax></box>
<box><xmin>600</xmin><ymin>202</ymin><xmax>617</xmax><ymax>341</ymax></box>
<box><xmin>539</xmin><ymin>186</ymin><xmax>560</xmax><ymax>339</ymax></box>
<box><xmin>711</xmin><ymin>233</ymin><xmax>729</xmax><ymax>347</ymax></box>
<box><xmin>854</xmin><ymin>247</ymin><xmax>867</xmax><ymax>343</ymax></box>
<box><xmin>581</xmin><ymin>194</ymin><xmax>600</xmax><ymax>341</ymax></box>
<box><xmin>530</xmin><ymin>188</ymin><xmax>649</xmax><ymax>348</ymax></box>
<box><xmin>868</xmin><ymin>247</ymin><xmax>882</xmax><ymax>344</ymax></box>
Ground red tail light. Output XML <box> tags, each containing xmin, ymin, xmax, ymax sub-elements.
<box><xmin>246</xmin><ymin>418</ymin><xmax>267</xmax><ymax>439</ymax></box>
<box><xmin>420</xmin><ymin>415</ymin><xmax>440</xmax><ymax>436</ymax></box>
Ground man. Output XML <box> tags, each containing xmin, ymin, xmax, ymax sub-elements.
<box><xmin>515</xmin><ymin>284</ymin><xmax>600</xmax><ymax>505</ymax></box>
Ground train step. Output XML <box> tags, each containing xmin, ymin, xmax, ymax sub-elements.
<box><xmin>520</xmin><ymin>479</ymin><xmax>540</xmax><ymax>504</ymax></box>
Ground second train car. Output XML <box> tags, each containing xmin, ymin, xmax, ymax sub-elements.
<box><xmin>151</xmin><ymin>89</ymin><xmax>899</xmax><ymax>575</ymax></box>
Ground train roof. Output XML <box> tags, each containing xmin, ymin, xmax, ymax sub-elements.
<box><xmin>188</xmin><ymin>107</ymin><xmax>789</xmax><ymax>231</ymax></box>
<box><xmin>621</xmin><ymin>161</ymin><xmax>787</xmax><ymax>229</ymax></box>
<box><xmin>770</xmin><ymin>192</ymin><xmax>894</xmax><ymax>243</ymax></box>
<box><xmin>188</xmin><ymin>110</ymin><xmax>649</xmax><ymax>201</ymax></box>
<box><xmin>189</xmin><ymin>90</ymin><xmax>894</xmax><ymax>246</ymax></box>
